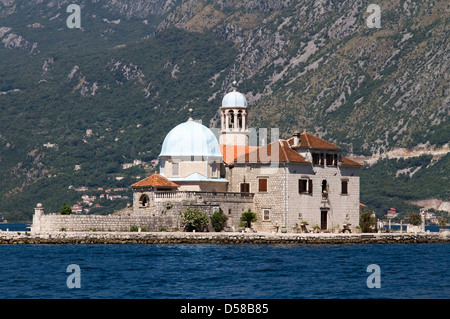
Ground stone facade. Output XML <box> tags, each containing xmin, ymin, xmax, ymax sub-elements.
<box><xmin>130</xmin><ymin>190</ymin><xmax>255</xmax><ymax>231</ymax></box>
<box><xmin>32</xmin><ymin>190</ymin><xmax>255</xmax><ymax>233</ymax></box>
<box><xmin>31</xmin><ymin>205</ymin><xmax>175</xmax><ymax>233</ymax></box>
<box><xmin>226</xmin><ymin>160</ymin><xmax>360</xmax><ymax>232</ymax></box>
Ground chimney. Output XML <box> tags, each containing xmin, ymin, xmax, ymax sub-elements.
<box><xmin>293</xmin><ymin>132</ymin><xmax>300</xmax><ymax>146</ymax></box>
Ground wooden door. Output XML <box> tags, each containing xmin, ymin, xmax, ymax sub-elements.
<box><xmin>321</xmin><ymin>211</ymin><xmax>328</xmax><ymax>230</ymax></box>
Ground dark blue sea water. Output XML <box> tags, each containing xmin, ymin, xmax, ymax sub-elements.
<box><xmin>0</xmin><ymin>231</ymin><xmax>448</xmax><ymax>299</ymax></box>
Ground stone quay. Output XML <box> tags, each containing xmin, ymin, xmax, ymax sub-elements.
<box><xmin>0</xmin><ymin>230</ymin><xmax>449</xmax><ymax>245</ymax></box>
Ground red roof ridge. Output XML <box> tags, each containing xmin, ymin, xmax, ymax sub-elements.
<box><xmin>340</xmin><ymin>156</ymin><xmax>363</xmax><ymax>167</ymax></box>
<box><xmin>233</xmin><ymin>139</ymin><xmax>309</xmax><ymax>164</ymax></box>
<box><xmin>131</xmin><ymin>173</ymin><xmax>179</xmax><ymax>188</ymax></box>
<box><xmin>303</xmin><ymin>132</ymin><xmax>311</xmax><ymax>147</ymax></box>
<box><xmin>280</xmin><ymin>140</ymin><xmax>288</xmax><ymax>162</ymax></box>
<box><xmin>300</xmin><ymin>132</ymin><xmax>341</xmax><ymax>150</ymax></box>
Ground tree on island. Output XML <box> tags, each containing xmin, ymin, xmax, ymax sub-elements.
<box><xmin>359</xmin><ymin>210</ymin><xmax>377</xmax><ymax>233</ymax></box>
<box><xmin>180</xmin><ymin>208</ymin><xmax>209</xmax><ymax>232</ymax></box>
<box><xmin>211</xmin><ymin>209</ymin><xmax>228</xmax><ymax>232</ymax></box>
<box><xmin>240</xmin><ymin>210</ymin><xmax>257</xmax><ymax>228</ymax></box>
<box><xmin>408</xmin><ymin>212</ymin><xmax>422</xmax><ymax>226</ymax></box>
<box><xmin>60</xmin><ymin>203</ymin><xmax>72</xmax><ymax>215</ymax></box>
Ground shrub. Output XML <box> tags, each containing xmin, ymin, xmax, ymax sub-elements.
<box><xmin>180</xmin><ymin>208</ymin><xmax>210</xmax><ymax>232</ymax></box>
<box><xmin>240</xmin><ymin>210</ymin><xmax>257</xmax><ymax>228</ymax></box>
<box><xmin>211</xmin><ymin>209</ymin><xmax>228</xmax><ymax>232</ymax></box>
<box><xmin>60</xmin><ymin>203</ymin><xmax>72</xmax><ymax>215</ymax></box>
<box><xmin>360</xmin><ymin>210</ymin><xmax>377</xmax><ymax>232</ymax></box>
<box><xmin>408</xmin><ymin>212</ymin><xmax>422</xmax><ymax>226</ymax></box>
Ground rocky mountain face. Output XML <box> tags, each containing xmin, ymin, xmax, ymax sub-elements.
<box><xmin>0</xmin><ymin>0</ymin><xmax>448</xmax><ymax>219</ymax></box>
<box><xmin>157</xmin><ymin>0</ymin><xmax>449</xmax><ymax>156</ymax></box>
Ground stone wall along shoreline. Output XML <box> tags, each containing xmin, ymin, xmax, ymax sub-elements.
<box><xmin>0</xmin><ymin>231</ymin><xmax>449</xmax><ymax>244</ymax></box>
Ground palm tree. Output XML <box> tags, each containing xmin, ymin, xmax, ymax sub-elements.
<box><xmin>240</xmin><ymin>210</ymin><xmax>257</xmax><ymax>228</ymax></box>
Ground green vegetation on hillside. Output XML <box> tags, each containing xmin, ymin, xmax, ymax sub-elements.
<box><xmin>0</xmin><ymin>24</ymin><xmax>237</xmax><ymax>221</ymax></box>
<box><xmin>360</xmin><ymin>153</ymin><xmax>450</xmax><ymax>218</ymax></box>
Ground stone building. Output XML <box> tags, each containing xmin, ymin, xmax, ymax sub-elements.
<box><xmin>129</xmin><ymin>87</ymin><xmax>362</xmax><ymax>233</ymax></box>
<box><xmin>32</xmin><ymin>87</ymin><xmax>362</xmax><ymax>234</ymax></box>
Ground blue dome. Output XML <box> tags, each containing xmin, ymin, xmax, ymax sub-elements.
<box><xmin>159</xmin><ymin>120</ymin><xmax>222</xmax><ymax>158</ymax></box>
<box><xmin>221</xmin><ymin>90</ymin><xmax>247</xmax><ymax>107</ymax></box>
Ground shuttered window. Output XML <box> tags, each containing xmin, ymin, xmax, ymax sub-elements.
<box><xmin>258</xmin><ymin>178</ymin><xmax>268</xmax><ymax>192</ymax></box>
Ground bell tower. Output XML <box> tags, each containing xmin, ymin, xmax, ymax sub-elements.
<box><xmin>219</xmin><ymin>82</ymin><xmax>249</xmax><ymax>146</ymax></box>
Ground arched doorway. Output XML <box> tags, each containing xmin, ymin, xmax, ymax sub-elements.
<box><xmin>139</xmin><ymin>194</ymin><xmax>150</xmax><ymax>207</ymax></box>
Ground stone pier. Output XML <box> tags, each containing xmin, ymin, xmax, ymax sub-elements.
<box><xmin>1</xmin><ymin>231</ymin><xmax>449</xmax><ymax>245</ymax></box>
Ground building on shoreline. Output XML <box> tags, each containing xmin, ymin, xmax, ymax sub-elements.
<box><xmin>32</xmin><ymin>88</ymin><xmax>362</xmax><ymax>233</ymax></box>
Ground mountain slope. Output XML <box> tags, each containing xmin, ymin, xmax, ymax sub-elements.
<box><xmin>0</xmin><ymin>0</ymin><xmax>448</xmax><ymax>220</ymax></box>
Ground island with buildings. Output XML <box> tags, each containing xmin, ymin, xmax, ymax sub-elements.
<box><xmin>1</xmin><ymin>87</ymin><xmax>448</xmax><ymax>244</ymax></box>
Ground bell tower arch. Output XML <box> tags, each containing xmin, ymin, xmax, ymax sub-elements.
<box><xmin>219</xmin><ymin>83</ymin><xmax>249</xmax><ymax>146</ymax></box>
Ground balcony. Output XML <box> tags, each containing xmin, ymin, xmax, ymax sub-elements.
<box><xmin>152</xmin><ymin>191</ymin><xmax>255</xmax><ymax>203</ymax></box>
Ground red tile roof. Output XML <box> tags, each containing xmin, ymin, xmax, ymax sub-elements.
<box><xmin>340</xmin><ymin>157</ymin><xmax>363</xmax><ymax>167</ymax></box>
<box><xmin>288</xmin><ymin>132</ymin><xmax>341</xmax><ymax>150</ymax></box>
<box><xmin>233</xmin><ymin>140</ymin><xmax>310</xmax><ymax>164</ymax></box>
<box><xmin>131</xmin><ymin>173</ymin><xmax>179</xmax><ymax>188</ymax></box>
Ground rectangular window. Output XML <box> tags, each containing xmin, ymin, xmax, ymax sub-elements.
<box><xmin>312</xmin><ymin>153</ymin><xmax>320</xmax><ymax>165</ymax></box>
<box><xmin>258</xmin><ymin>178</ymin><xmax>268</xmax><ymax>192</ymax></box>
<box><xmin>299</xmin><ymin>179</ymin><xmax>307</xmax><ymax>193</ymax></box>
<box><xmin>172</xmin><ymin>162</ymin><xmax>179</xmax><ymax>176</ymax></box>
<box><xmin>326</xmin><ymin>153</ymin><xmax>334</xmax><ymax>166</ymax></box>
<box><xmin>299</xmin><ymin>179</ymin><xmax>313</xmax><ymax>194</ymax></box>
<box><xmin>240</xmin><ymin>183</ymin><xmax>250</xmax><ymax>193</ymax></box>
<box><xmin>211</xmin><ymin>163</ymin><xmax>217</xmax><ymax>177</ymax></box>
<box><xmin>341</xmin><ymin>180</ymin><xmax>348</xmax><ymax>195</ymax></box>
<box><xmin>263</xmin><ymin>209</ymin><xmax>270</xmax><ymax>221</ymax></box>
<box><xmin>320</xmin><ymin>153</ymin><xmax>325</xmax><ymax>166</ymax></box>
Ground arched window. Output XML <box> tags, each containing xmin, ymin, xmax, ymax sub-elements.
<box><xmin>228</xmin><ymin>110</ymin><xmax>234</xmax><ymax>130</ymax></box>
<box><xmin>322</xmin><ymin>180</ymin><xmax>328</xmax><ymax>193</ymax></box>
<box><xmin>211</xmin><ymin>161</ymin><xmax>217</xmax><ymax>177</ymax></box>
<box><xmin>139</xmin><ymin>194</ymin><xmax>150</xmax><ymax>207</ymax></box>
<box><xmin>237</xmin><ymin>111</ymin><xmax>243</xmax><ymax>130</ymax></box>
